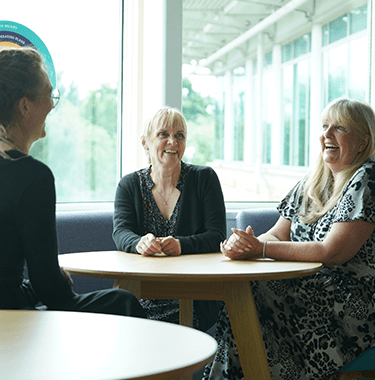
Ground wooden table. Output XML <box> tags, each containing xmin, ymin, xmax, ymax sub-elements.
<box><xmin>0</xmin><ymin>309</ymin><xmax>217</xmax><ymax>380</ymax></box>
<box><xmin>59</xmin><ymin>251</ymin><xmax>323</xmax><ymax>380</ymax></box>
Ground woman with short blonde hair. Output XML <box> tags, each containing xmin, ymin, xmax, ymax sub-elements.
<box><xmin>113</xmin><ymin>106</ymin><xmax>226</xmax><ymax>331</ymax></box>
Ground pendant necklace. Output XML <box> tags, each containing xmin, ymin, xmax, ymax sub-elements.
<box><xmin>155</xmin><ymin>186</ymin><xmax>175</xmax><ymax>205</ymax></box>
<box><xmin>151</xmin><ymin>172</ymin><xmax>178</xmax><ymax>205</ymax></box>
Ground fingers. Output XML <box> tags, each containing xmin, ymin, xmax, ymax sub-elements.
<box><xmin>225</xmin><ymin>230</ymin><xmax>251</xmax><ymax>252</ymax></box>
<box><xmin>221</xmin><ymin>225</ymin><xmax>259</xmax><ymax>259</ymax></box>
<box><xmin>232</xmin><ymin>227</ymin><xmax>254</xmax><ymax>241</ymax></box>
<box><xmin>220</xmin><ymin>241</ymin><xmax>227</xmax><ymax>255</ymax></box>
<box><xmin>136</xmin><ymin>233</ymin><xmax>162</xmax><ymax>256</ymax></box>
<box><xmin>159</xmin><ymin>236</ymin><xmax>181</xmax><ymax>256</ymax></box>
<box><xmin>137</xmin><ymin>235</ymin><xmax>182</xmax><ymax>256</ymax></box>
<box><xmin>221</xmin><ymin>240</ymin><xmax>252</xmax><ymax>260</ymax></box>
<box><xmin>245</xmin><ymin>225</ymin><xmax>253</xmax><ymax>234</ymax></box>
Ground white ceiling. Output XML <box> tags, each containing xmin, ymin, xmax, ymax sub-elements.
<box><xmin>182</xmin><ymin>0</ymin><xmax>314</xmax><ymax>67</ymax></box>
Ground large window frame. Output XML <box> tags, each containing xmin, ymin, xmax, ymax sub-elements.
<box><xmin>60</xmin><ymin>0</ymin><xmax>374</xmax><ymax>211</ymax></box>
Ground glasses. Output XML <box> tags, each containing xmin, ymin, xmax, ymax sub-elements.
<box><xmin>38</xmin><ymin>88</ymin><xmax>60</xmax><ymax>108</ymax></box>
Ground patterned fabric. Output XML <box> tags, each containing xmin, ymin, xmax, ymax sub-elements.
<box><xmin>136</xmin><ymin>162</ymin><xmax>199</xmax><ymax>327</ymax></box>
<box><xmin>203</xmin><ymin>160</ymin><xmax>375</xmax><ymax>380</ymax></box>
<box><xmin>137</xmin><ymin>161</ymin><xmax>191</xmax><ymax>238</ymax></box>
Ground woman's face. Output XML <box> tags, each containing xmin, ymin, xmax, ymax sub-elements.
<box><xmin>145</xmin><ymin>118</ymin><xmax>186</xmax><ymax>168</ymax></box>
<box><xmin>25</xmin><ymin>74</ymin><xmax>54</xmax><ymax>143</ymax></box>
<box><xmin>319</xmin><ymin>114</ymin><xmax>369</xmax><ymax>175</ymax></box>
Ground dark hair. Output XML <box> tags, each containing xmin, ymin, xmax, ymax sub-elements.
<box><xmin>0</xmin><ymin>46</ymin><xmax>46</xmax><ymax>129</ymax></box>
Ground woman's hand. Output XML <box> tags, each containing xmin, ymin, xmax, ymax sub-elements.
<box><xmin>136</xmin><ymin>234</ymin><xmax>181</xmax><ymax>256</ymax></box>
<box><xmin>221</xmin><ymin>226</ymin><xmax>263</xmax><ymax>260</ymax></box>
<box><xmin>158</xmin><ymin>236</ymin><xmax>181</xmax><ymax>256</ymax></box>
<box><xmin>136</xmin><ymin>233</ymin><xmax>163</xmax><ymax>256</ymax></box>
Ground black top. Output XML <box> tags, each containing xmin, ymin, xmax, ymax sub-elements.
<box><xmin>0</xmin><ymin>151</ymin><xmax>74</xmax><ymax>309</ymax></box>
<box><xmin>113</xmin><ymin>163</ymin><xmax>227</xmax><ymax>254</ymax></box>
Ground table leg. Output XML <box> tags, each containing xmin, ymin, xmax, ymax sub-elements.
<box><xmin>179</xmin><ymin>299</ymin><xmax>193</xmax><ymax>327</ymax></box>
<box><xmin>176</xmin><ymin>299</ymin><xmax>194</xmax><ymax>380</ymax></box>
<box><xmin>113</xmin><ymin>279</ymin><xmax>141</xmax><ymax>299</ymax></box>
<box><xmin>223</xmin><ymin>282</ymin><xmax>271</xmax><ymax>380</ymax></box>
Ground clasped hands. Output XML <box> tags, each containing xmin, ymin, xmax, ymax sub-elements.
<box><xmin>221</xmin><ymin>226</ymin><xmax>263</xmax><ymax>260</ymax></box>
<box><xmin>136</xmin><ymin>233</ymin><xmax>181</xmax><ymax>256</ymax></box>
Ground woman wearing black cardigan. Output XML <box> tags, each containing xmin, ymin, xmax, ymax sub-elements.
<box><xmin>113</xmin><ymin>107</ymin><xmax>226</xmax><ymax>331</ymax></box>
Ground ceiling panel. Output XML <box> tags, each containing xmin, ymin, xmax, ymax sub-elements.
<box><xmin>183</xmin><ymin>0</ymin><xmax>294</xmax><ymax>65</ymax></box>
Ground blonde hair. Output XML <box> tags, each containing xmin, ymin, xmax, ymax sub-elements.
<box><xmin>300</xmin><ymin>98</ymin><xmax>375</xmax><ymax>224</ymax></box>
<box><xmin>141</xmin><ymin>107</ymin><xmax>187</xmax><ymax>162</ymax></box>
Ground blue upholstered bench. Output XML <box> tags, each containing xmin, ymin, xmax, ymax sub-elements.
<box><xmin>56</xmin><ymin>210</ymin><xmax>115</xmax><ymax>293</ymax></box>
<box><xmin>236</xmin><ymin>208</ymin><xmax>375</xmax><ymax>378</ymax></box>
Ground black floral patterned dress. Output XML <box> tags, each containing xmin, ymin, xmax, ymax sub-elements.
<box><xmin>136</xmin><ymin>162</ymin><xmax>200</xmax><ymax>327</ymax></box>
<box><xmin>203</xmin><ymin>160</ymin><xmax>375</xmax><ymax>380</ymax></box>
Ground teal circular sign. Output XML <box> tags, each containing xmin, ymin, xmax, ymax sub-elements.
<box><xmin>0</xmin><ymin>20</ymin><xmax>57</xmax><ymax>89</ymax></box>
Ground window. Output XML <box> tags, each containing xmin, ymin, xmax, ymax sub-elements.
<box><xmin>282</xmin><ymin>37</ymin><xmax>311</xmax><ymax>167</ymax></box>
<box><xmin>213</xmin><ymin>78</ymin><xmax>225</xmax><ymax>161</ymax></box>
<box><xmin>3</xmin><ymin>1</ymin><xmax>371</xmax><ymax>207</ymax></box>
<box><xmin>3</xmin><ymin>1</ymin><xmax>121</xmax><ymax>203</ymax></box>
<box><xmin>322</xmin><ymin>6</ymin><xmax>368</xmax><ymax>104</ymax></box>
<box><xmin>183</xmin><ymin>1</ymin><xmax>370</xmax><ymax>203</ymax></box>
<box><xmin>233</xmin><ymin>67</ymin><xmax>245</xmax><ymax>161</ymax></box>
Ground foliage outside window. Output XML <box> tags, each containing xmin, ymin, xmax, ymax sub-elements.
<box><xmin>3</xmin><ymin>0</ymin><xmax>120</xmax><ymax>203</ymax></box>
<box><xmin>182</xmin><ymin>77</ymin><xmax>215</xmax><ymax>165</ymax></box>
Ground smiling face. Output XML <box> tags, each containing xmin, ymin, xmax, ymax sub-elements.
<box><xmin>146</xmin><ymin>121</ymin><xmax>186</xmax><ymax>167</ymax></box>
<box><xmin>319</xmin><ymin>110</ymin><xmax>369</xmax><ymax>175</ymax></box>
<box><xmin>142</xmin><ymin>108</ymin><xmax>187</xmax><ymax>168</ymax></box>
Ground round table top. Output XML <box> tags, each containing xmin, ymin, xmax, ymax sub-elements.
<box><xmin>59</xmin><ymin>251</ymin><xmax>323</xmax><ymax>282</ymax></box>
<box><xmin>0</xmin><ymin>310</ymin><xmax>217</xmax><ymax>380</ymax></box>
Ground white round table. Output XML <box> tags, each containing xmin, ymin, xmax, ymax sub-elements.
<box><xmin>0</xmin><ymin>310</ymin><xmax>217</xmax><ymax>380</ymax></box>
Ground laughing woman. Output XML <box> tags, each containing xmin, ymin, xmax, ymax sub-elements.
<box><xmin>205</xmin><ymin>98</ymin><xmax>375</xmax><ymax>380</ymax></box>
<box><xmin>113</xmin><ymin>107</ymin><xmax>226</xmax><ymax>331</ymax></box>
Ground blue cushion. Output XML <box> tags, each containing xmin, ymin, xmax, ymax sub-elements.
<box><xmin>56</xmin><ymin>211</ymin><xmax>115</xmax><ymax>293</ymax></box>
<box><xmin>236</xmin><ymin>208</ymin><xmax>279</xmax><ymax>236</ymax></box>
<box><xmin>338</xmin><ymin>348</ymin><xmax>375</xmax><ymax>372</ymax></box>
<box><xmin>56</xmin><ymin>210</ymin><xmax>116</xmax><ymax>253</ymax></box>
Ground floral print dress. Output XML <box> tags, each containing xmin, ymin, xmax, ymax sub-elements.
<box><xmin>203</xmin><ymin>160</ymin><xmax>375</xmax><ymax>380</ymax></box>
<box><xmin>136</xmin><ymin>162</ymin><xmax>201</xmax><ymax>327</ymax></box>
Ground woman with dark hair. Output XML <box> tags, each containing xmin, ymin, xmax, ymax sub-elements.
<box><xmin>205</xmin><ymin>98</ymin><xmax>375</xmax><ymax>379</ymax></box>
<box><xmin>0</xmin><ymin>46</ymin><xmax>145</xmax><ymax>318</ymax></box>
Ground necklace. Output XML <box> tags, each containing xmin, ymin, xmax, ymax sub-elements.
<box><xmin>154</xmin><ymin>186</ymin><xmax>176</xmax><ymax>205</ymax></box>
<box><xmin>151</xmin><ymin>171</ymin><xmax>179</xmax><ymax>205</ymax></box>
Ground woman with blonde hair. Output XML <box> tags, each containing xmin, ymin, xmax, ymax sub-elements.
<box><xmin>113</xmin><ymin>106</ymin><xmax>226</xmax><ymax>331</ymax></box>
<box><xmin>205</xmin><ymin>98</ymin><xmax>375</xmax><ymax>379</ymax></box>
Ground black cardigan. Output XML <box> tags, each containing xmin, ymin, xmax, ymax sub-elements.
<box><xmin>0</xmin><ymin>152</ymin><xmax>74</xmax><ymax>309</ymax></box>
<box><xmin>113</xmin><ymin>164</ymin><xmax>226</xmax><ymax>254</ymax></box>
